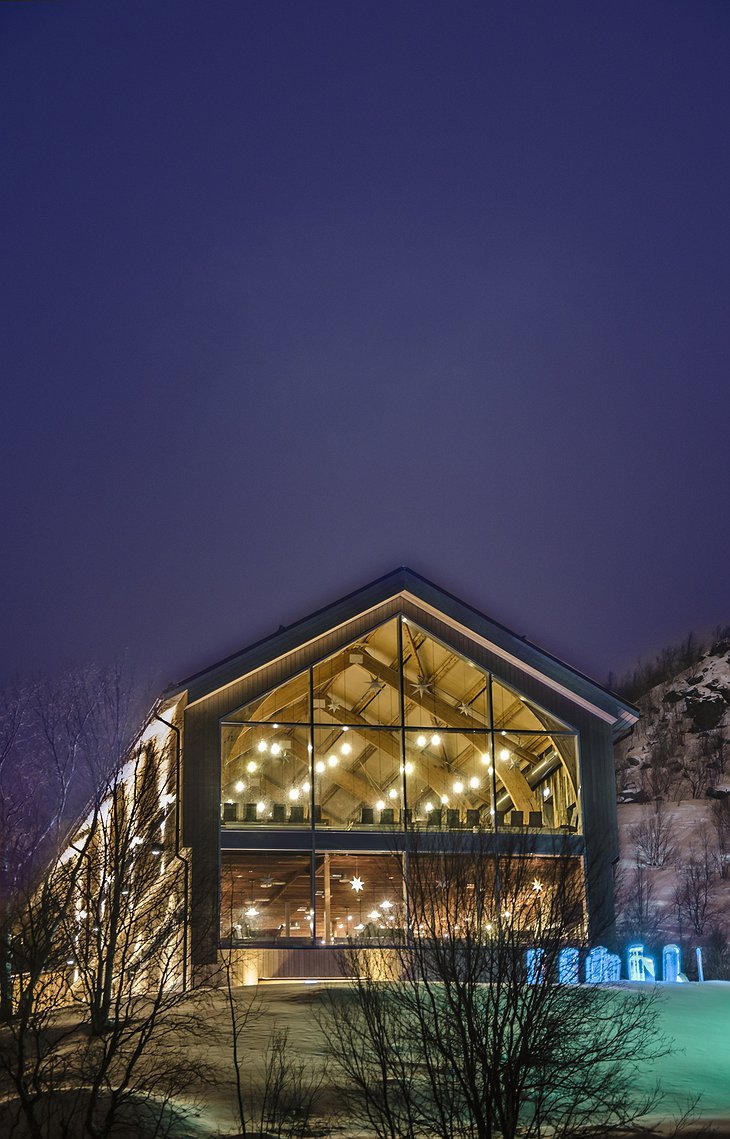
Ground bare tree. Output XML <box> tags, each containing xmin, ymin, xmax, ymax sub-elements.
<box><xmin>217</xmin><ymin>892</ymin><xmax>331</xmax><ymax>1139</ymax></box>
<box><xmin>710</xmin><ymin>796</ymin><xmax>730</xmax><ymax>879</ymax></box>
<box><xmin>616</xmin><ymin>858</ymin><xmax>666</xmax><ymax>946</ymax></box>
<box><xmin>0</xmin><ymin>669</ymin><xmax>211</xmax><ymax>1139</ymax></box>
<box><xmin>628</xmin><ymin>801</ymin><xmax>677</xmax><ymax>869</ymax></box>
<box><xmin>320</xmin><ymin>829</ymin><xmax>671</xmax><ymax>1139</ymax></box>
<box><xmin>248</xmin><ymin>1026</ymin><xmax>330</xmax><ymax>1139</ymax></box>
<box><xmin>673</xmin><ymin>829</ymin><xmax>718</xmax><ymax>938</ymax></box>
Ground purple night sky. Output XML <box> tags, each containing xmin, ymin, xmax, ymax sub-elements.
<box><xmin>1</xmin><ymin>2</ymin><xmax>728</xmax><ymax>693</ymax></box>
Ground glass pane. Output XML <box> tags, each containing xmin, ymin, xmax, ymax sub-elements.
<box><xmin>314</xmin><ymin>726</ymin><xmax>402</xmax><ymax>828</ymax></box>
<box><xmin>405</xmin><ymin>729</ymin><xmax>494</xmax><ymax>828</ymax></box>
<box><xmin>312</xmin><ymin>618</ymin><xmax>400</xmax><ymax>725</ymax></box>
<box><xmin>314</xmin><ymin>852</ymin><xmax>405</xmax><ymax>944</ymax></box>
<box><xmin>491</xmin><ymin>676</ymin><xmax>572</xmax><ymax>732</ymax></box>
<box><xmin>221</xmin><ymin>852</ymin><xmax>313</xmax><ymax>943</ymax></box>
<box><xmin>221</xmin><ymin>724</ymin><xmax>312</xmax><ymax>826</ymax></box>
<box><xmin>228</xmin><ymin>670</ymin><xmax>310</xmax><ymax>723</ymax></box>
<box><xmin>401</xmin><ymin>621</ymin><xmax>488</xmax><ymax>728</ymax></box>
<box><xmin>493</xmin><ymin>732</ymin><xmax>580</xmax><ymax>832</ymax></box>
<box><xmin>408</xmin><ymin>852</ymin><xmax>586</xmax><ymax>940</ymax></box>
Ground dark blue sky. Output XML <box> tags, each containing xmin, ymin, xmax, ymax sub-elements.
<box><xmin>1</xmin><ymin>1</ymin><xmax>728</xmax><ymax>691</ymax></box>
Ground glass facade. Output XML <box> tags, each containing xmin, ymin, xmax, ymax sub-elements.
<box><xmin>219</xmin><ymin>617</ymin><xmax>586</xmax><ymax>946</ymax></box>
<box><xmin>220</xmin><ymin>849</ymin><xmax>586</xmax><ymax>946</ymax></box>
<box><xmin>220</xmin><ymin>617</ymin><xmax>581</xmax><ymax>833</ymax></box>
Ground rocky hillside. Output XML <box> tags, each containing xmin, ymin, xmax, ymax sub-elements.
<box><xmin>613</xmin><ymin>630</ymin><xmax>730</xmax><ymax>974</ymax></box>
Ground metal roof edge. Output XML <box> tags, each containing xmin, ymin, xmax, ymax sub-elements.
<box><xmin>163</xmin><ymin>567</ymin><xmax>638</xmax><ymax>728</ymax></box>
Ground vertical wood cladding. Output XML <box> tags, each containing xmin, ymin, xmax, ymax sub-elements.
<box><xmin>183</xmin><ymin>597</ymin><xmax>621</xmax><ymax>965</ymax></box>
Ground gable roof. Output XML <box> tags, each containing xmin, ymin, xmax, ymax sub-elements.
<box><xmin>167</xmin><ymin>567</ymin><xmax>638</xmax><ymax>732</ymax></box>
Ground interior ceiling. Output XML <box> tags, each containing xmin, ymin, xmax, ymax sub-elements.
<box><xmin>222</xmin><ymin>619</ymin><xmax>577</xmax><ymax>821</ymax></box>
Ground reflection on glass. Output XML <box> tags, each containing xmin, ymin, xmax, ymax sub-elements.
<box><xmin>218</xmin><ymin>617</ymin><xmax>580</xmax><ymax>834</ymax></box>
<box><xmin>230</xmin><ymin>670</ymin><xmax>311</xmax><ymax>723</ymax></box>
<box><xmin>405</xmin><ymin>730</ymin><xmax>494</xmax><ymax>829</ymax></box>
<box><xmin>492</xmin><ymin>731</ymin><xmax>580</xmax><ymax>831</ymax></box>
<box><xmin>221</xmin><ymin>852</ymin><xmax>313</xmax><ymax>943</ymax></box>
<box><xmin>312</xmin><ymin>618</ymin><xmax>401</xmax><ymax>726</ymax></box>
<box><xmin>491</xmin><ymin>677</ymin><xmax>571</xmax><ymax>732</ymax></box>
<box><xmin>314</xmin><ymin>727</ymin><xmax>401</xmax><ymax>827</ymax></box>
<box><xmin>221</xmin><ymin>724</ymin><xmax>311</xmax><ymax>825</ymax></box>
<box><xmin>402</xmin><ymin>622</ymin><xmax>488</xmax><ymax>727</ymax></box>
<box><xmin>314</xmin><ymin>853</ymin><xmax>405</xmax><ymax>944</ymax></box>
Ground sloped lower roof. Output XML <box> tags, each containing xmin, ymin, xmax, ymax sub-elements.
<box><xmin>168</xmin><ymin>567</ymin><xmax>638</xmax><ymax>730</ymax></box>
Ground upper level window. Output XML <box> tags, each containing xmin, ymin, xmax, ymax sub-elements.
<box><xmin>220</xmin><ymin>616</ymin><xmax>581</xmax><ymax>833</ymax></box>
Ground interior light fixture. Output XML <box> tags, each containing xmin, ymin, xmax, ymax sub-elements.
<box><xmin>499</xmin><ymin>748</ymin><xmax>510</xmax><ymax>762</ymax></box>
<box><xmin>256</xmin><ymin>801</ymin><xmax>266</xmax><ymax>813</ymax></box>
<box><xmin>270</xmin><ymin>743</ymin><xmax>281</xmax><ymax>756</ymax></box>
<box><xmin>340</xmin><ymin>742</ymin><xmax>352</xmax><ymax>755</ymax></box>
<box><xmin>376</xmin><ymin>799</ymin><xmax>385</xmax><ymax>811</ymax></box>
<box><xmin>315</xmin><ymin>760</ymin><xmax>326</xmax><ymax>774</ymax></box>
<box><xmin>247</xmin><ymin>761</ymin><xmax>258</xmax><ymax>773</ymax></box>
<box><xmin>328</xmin><ymin>755</ymin><xmax>339</xmax><ymax>767</ymax></box>
<box><xmin>424</xmin><ymin>801</ymin><xmax>434</xmax><ymax>813</ymax></box>
<box><xmin>469</xmin><ymin>776</ymin><xmax>480</xmax><ymax>789</ymax></box>
<box><xmin>368</xmin><ymin>910</ymin><xmax>380</xmax><ymax>921</ymax></box>
<box><xmin>235</xmin><ymin>780</ymin><xmax>246</xmax><ymax>793</ymax></box>
<box><xmin>453</xmin><ymin>780</ymin><xmax>464</xmax><ymax>793</ymax></box>
<box><xmin>388</xmin><ymin>788</ymin><xmax>398</xmax><ymax>800</ymax></box>
<box><xmin>380</xmin><ymin>899</ymin><xmax>393</xmax><ymax>910</ymax></box>
<box><xmin>245</xmin><ymin>906</ymin><xmax>259</xmax><ymax>918</ymax></box>
<box><xmin>416</xmin><ymin>734</ymin><xmax>427</xmax><ymax>748</ymax></box>
<box><xmin>440</xmin><ymin>795</ymin><xmax>449</xmax><ymax>805</ymax></box>
<box><xmin>404</xmin><ymin>761</ymin><xmax>414</xmax><ymax>775</ymax></box>
<box><xmin>431</xmin><ymin>734</ymin><xmax>441</xmax><ymax>746</ymax></box>
<box><xmin>288</xmin><ymin>788</ymin><xmax>300</xmax><ymax>801</ymax></box>
<box><xmin>257</xmin><ymin>741</ymin><xmax>267</xmax><ymax>753</ymax></box>
<box><xmin>480</xmin><ymin>753</ymin><xmax>491</xmax><ymax>765</ymax></box>
<box><xmin>301</xmin><ymin>781</ymin><xmax>311</xmax><ymax>793</ymax></box>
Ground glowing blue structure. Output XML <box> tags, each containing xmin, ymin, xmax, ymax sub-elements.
<box><xmin>585</xmin><ymin>945</ymin><xmax>608</xmax><ymax>983</ymax></box>
<box><xmin>628</xmin><ymin>943</ymin><xmax>646</xmax><ymax>981</ymax></box>
<box><xmin>627</xmin><ymin>943</ymin><xmax>657</xmax><ymax>981</ymax></box>
<box><xmin>526</xmin><ymin>947</ymin><xmax>544</xmax><ymax>984</ymax></box>
<box><xmin>558</xmin><ymin>947</ymin><xmax>580</xmax><ymax>984</ymax></box>
<box><xmin>605</xmin><ymin>952</ymin><xmax>621</xmax><ymax>981</ymax></box>
<box><xmin>663</xmin><ymin>943</ymin><xmax>681</xmax><ymax>983</ymax></box>
<box><xmin>696</xmin><ymin>946</ymin><xmax>704</xmax><ymax>982</ymax></box>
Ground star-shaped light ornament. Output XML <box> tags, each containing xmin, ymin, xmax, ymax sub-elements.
<box><xmin>457</xmin><ymin>701</ymin><xmax>472</xmax><ymax>716</ymax></box>
<box><xmin>350</xmin><ymin>876</ymin><xmax>365</xmax><ymax>893</ymax></box>
<box><xmin>532</xmin><ymin>879</ymin><xmax>543</xmax><ymax>893</ymax></box>
<box><xmin>412</xmin><ymin>676</ymin><xmax>432</xmax><ymax>698</ymax></box>
<box><xmin>366</xmin><ymin>676</ymin><xmax>382</xmax><ymax>693</ymax></box>
<box><xmin>326</xmin><ymin>696</ymin><xmax>340</xmax><ymax>714</ymax></box>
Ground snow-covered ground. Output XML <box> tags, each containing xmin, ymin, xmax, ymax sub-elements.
<box><xmin>634</xmin><ymin>981</ymin><xmax>730</xmax><ymax>1124</ymax></box>
<box><xmin>171</xmin><ymin>981</ymin><xmax>730</xmax><ymax>1136</ymax></box>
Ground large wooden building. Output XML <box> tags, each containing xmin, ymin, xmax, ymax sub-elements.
<box><xmin>158</xmin><ymin>568</ymin><xmax>637</xmax><ymax>981</ymax></box>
